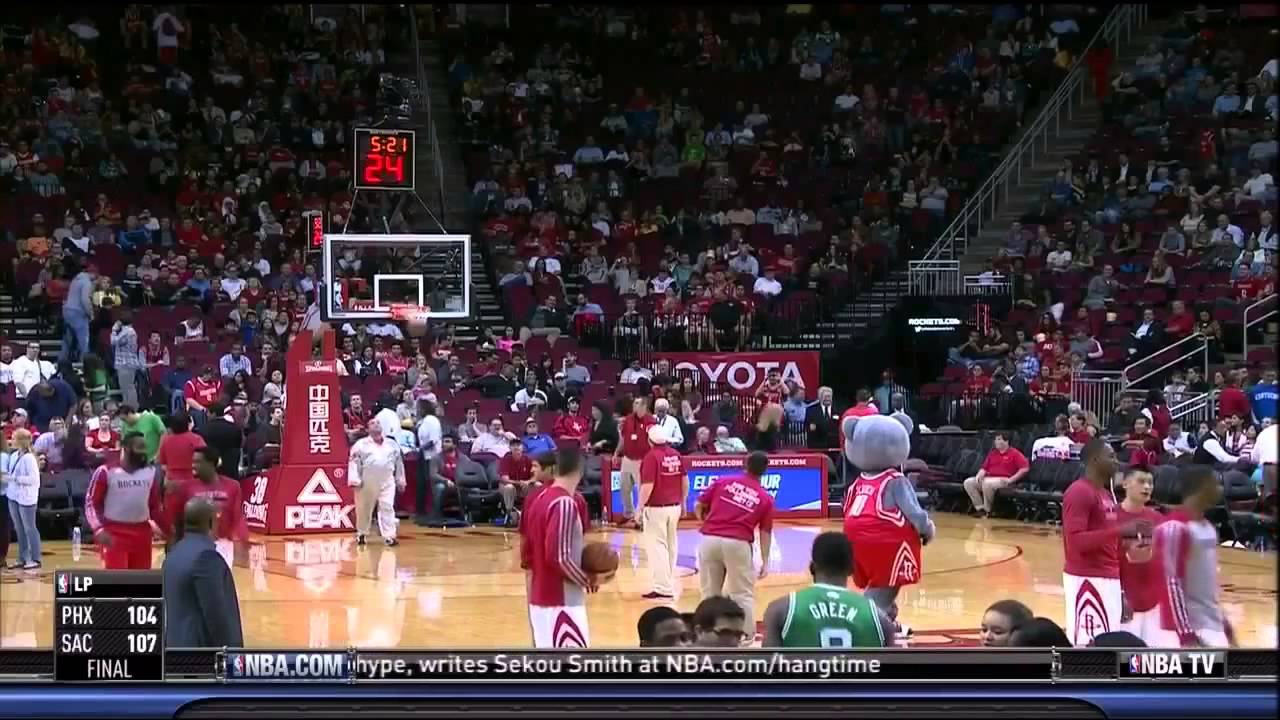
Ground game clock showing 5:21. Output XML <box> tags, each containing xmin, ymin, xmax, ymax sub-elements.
<box><xmin>354</xmin><ymin>127</ymin><xmax>416</xmax><ymax>191</ymax></box>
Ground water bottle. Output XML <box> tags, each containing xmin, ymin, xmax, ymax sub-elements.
<box><xmin>72</xmin><ymin>527</ymin><xmax>82</xmax><ymax>561</ymax></box>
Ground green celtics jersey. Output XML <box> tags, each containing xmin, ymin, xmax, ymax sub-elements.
<box><xmin>779</xmin><ymin>583</ymin><xmax>886</xmax><ymax>648</ymax></box>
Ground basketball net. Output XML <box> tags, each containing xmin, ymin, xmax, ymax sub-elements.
<box><xmin>388</xmin><ymin>303</ymin><xmax>432</xmax><ymax>325</ymax></box>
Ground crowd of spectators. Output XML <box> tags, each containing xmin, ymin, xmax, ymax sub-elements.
<box><xmin>927</xmin><ymin>7</ymin><xmax>1277</xmax><ymax>437</ymax></box>
<box><xmin>456</xmin><ymin>5</ymin><xmax>1095</xmax><ymax>360</ymax></box>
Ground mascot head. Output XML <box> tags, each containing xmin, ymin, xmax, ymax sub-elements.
<box><xmin>843</xmin><ymin>413</ymin><xmax>913</xmax><ymax>472</ymax></box>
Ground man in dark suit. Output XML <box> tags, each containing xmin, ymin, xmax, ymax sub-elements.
<box><xmin>200</xmin><ymin>401</ymin><xmax>244</xmax><ymax>479</ymax></box>
<box><xmin>163</xmin><ymin>498</ymin><xmax>243</xmax><ymax>648</ymax></box>
<box><xmin>805</xmin><ymin>386</ymin><xmax>842</xmax><ymax>450</ymax></box>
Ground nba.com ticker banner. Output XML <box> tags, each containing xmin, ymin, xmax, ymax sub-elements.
<box><xmin>0</xmin><ymin>649</ymin><xmax>1274</xmax><ymax>682</ymax></box>
<box><xmin>606</xmin><ymin>453</ymin><xmax>828</xmax><ymax>520</ymax></box>
<box><xmin>652</xmin><ymin>351</ymin><xmax>821</xmax><ymax>395</ymax></box>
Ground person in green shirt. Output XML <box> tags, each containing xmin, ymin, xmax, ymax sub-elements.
<box><xmin>119</xmin><ymin>405</ymin><xmax>166</xmax><ymax>461</ymax></box>
<box><xmin>763</xmin><ymin>531</ymin><xmax>895</xmax><ymax>648</ymax></box>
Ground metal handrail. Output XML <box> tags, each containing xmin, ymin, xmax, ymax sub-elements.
<box><xmin>408</xmin><ymin>6</ymin><xmax>449</xmax><ymax>222</ymax></box>
<box><xmin>963</xmin><ymin>273</ymin><xmax>1013</xmax><ymax>297</ymax></box>
<box><xmin>913</xmin><ymin>5</ymin><xmax>1149</xmax><ymax>273</ymax></box>
<box><xmin>1121</xmin><ymin>332</ymin><xmax>1209</xmax><ymax>389</ymax></box>
<box><xmin>1242</xmin><ymin>293</ymin><xmax>1277</xmax><ymax>362</ymax></box>
<box><xmin>1169</xmin><ymin>390</ymin><xmax>1216</xmax><ymax>425</ymax></box>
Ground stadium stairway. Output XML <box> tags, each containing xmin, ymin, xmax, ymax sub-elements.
<box><xmin>954</xmin><ymin>19</ymin><xmax>1176</xmax><ymax>276</ymax></box>
<box><xmin>0</xmin><ymin>291</ymin><xmax>59</xmax><ymax>357</ymax></box>
<box><xmin>816</xmin><ymin>15</ymin><xmax>1176</xmax><ymax>359</ymax></box>
<box><xmin>415</xmin><ymin>36</ymin><xmax>506</xmax><ymax>335</ymax></box>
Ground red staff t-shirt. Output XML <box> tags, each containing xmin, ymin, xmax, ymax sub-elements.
<box><xmin>698</xmin><ymin>474</ymin><xmax>775</xmax><ymax>544</ymax></box>
<box><xmin>639</xmin><ymin>445</ymin><xmax>685</xmax><ymax>507</ymax></box>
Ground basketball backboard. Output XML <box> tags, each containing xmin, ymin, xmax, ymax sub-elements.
<box><xmin>320</xmin><ymin>233</ymin><xmax>471</xmax><ymax>322</ymax></box>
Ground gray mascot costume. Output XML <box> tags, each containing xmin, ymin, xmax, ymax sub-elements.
<box><xmin>841</xmin><ymin>414</ymin><xmax>935</xmax><ymax>635</ymax></box>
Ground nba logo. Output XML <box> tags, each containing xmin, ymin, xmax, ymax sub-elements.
<box><xmin>230</xmin><ymin>653</ymin><xmax>245</xmax><ymax>678</ymax></box>
<box><xmin>1128</xmin><ymin>655</ymin><xmax>1140</xmax><ymax>673</ymax></box>
<box><xmin>56</xmin><ymin>573</ymin><xmax>69</xmax><ymax>596</ymax></box>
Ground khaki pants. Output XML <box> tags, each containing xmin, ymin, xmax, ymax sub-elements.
<box><xmin>963</xmin><ymin>475</ymin><xmax>1013</xmax><ymax>512</ymax></box>
<box><xmin>697</xmin><ymin>534</ymin><xmax>756</xmax><ymax>625</ymax></box>
<box><xmin>643</xmin><ymin>505</ymin><xmax>681</xmax><ymax>596</ymax></box>
<box><xmin>355</xmin><ymin>478</ymin><xmax>398</xmax><ymax>540</ymax></box>
<box><xmin>619</xmin><ymin>458</ymin><xmax>641</xmax><ymax>516</ymax></box>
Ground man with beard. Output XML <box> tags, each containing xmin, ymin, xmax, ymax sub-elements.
<box><xmin>86</xmin><ymin>433</ymin><xmax>172</xmax><ymax>569</ymax></box>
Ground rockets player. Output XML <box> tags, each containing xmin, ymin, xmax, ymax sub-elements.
<box><xmin>1061</xmin><ymin>439</ymin><xmax>1150</xmax><ymax>646</ymax></box>
<box><xmin>166</xmin><ymin>447</ymin><xmax>248</xmax><ymax>566</ymax></box>
<box><xmin>1115</xmin><ymin>469</ymin><xmax>1167</xmax><ymax>645</ymax></box>
<box><xmin>1156</xmin><ymin>466</ymin><xmax>1235</xmax><ymax>648</ymax></box>
<box><xmin>522</xmin><ymin>447</ymin><xmax>601</xmax><ymax>648</ymax></box>
<box><xmin>348</xmin><ymin>417</ymin><xmax>407</xmax><ymax>547</ymax></box>
<box><xmin>520</xmin><ymin>452</ymin><xmax>590</xmax><ymax>581</ymax></box>
<box><xmin>85</xmin><ymin>432</ymin><xmax>172</xmax><ymax>569</ymax></box>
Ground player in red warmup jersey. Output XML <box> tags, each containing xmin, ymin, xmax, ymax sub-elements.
<box><xmin>166</xmin><ymin>447</ymin><xmax>248</xmax><ymax>565</ymax></box>
<box><xmin>520</xmin><ymin>452</ymin><xmax>590</xmax><ymax>573</ymax></box>
<box><xmin>1061</xmin><ymin>439</ymin><xmax>1149</xmax><ymax>646</ymax></box>
<box><xmin>1155</xmin><ymin>466</ymin><xmax>1235</xmax><ymax>648</ymax></box>
<box><xmin>522</xmin><ymin>447</ymin><xmax>602</xmax><ymax>648</ymax></box>
<box><xmin>1114</xmin><ymin>469</ymin><xmax>1168</xmax><ymax>646</ymax></box>
<box><xmin>85</xmin><ymin>433</ymin><xmax>172</xmax><ymax>569</ymax></box>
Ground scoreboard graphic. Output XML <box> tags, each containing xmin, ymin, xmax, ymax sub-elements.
<box><xmin>53</xmin><ymin>570</ymin><xmax>165</xmax><ymax>682</ymax></box>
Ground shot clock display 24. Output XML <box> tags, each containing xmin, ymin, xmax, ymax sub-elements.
<box><xmin>354</xmin><ymin>127</ymin><xmax>416</xmax><ymax>191</ymax></box>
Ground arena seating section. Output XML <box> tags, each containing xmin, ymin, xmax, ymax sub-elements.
<box><xmin>914</xmin><ymin>8</ymin><xmax>1278</xmax><ymax>431</ymax></box>
<box><xmin>453</xmin><ymin>5</ymin><xmax>1088</xmax><ymax>350</ymax></box>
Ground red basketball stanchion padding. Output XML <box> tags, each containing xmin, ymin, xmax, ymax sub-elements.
<box><xmin>243</xmin><ymin>328</ymin><xmax>356</xmax><ymax>535</ymax></box>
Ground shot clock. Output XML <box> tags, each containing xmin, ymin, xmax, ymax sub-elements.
<box><xmin>354</xmin><ymin>127</ymin><xmax>416</xmax><ymax>191</ymax></box>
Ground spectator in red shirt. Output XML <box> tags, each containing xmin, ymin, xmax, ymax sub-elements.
<box><xmin>343</xmin><ymin>394</ymin><xmax>372</xmax><ymax>438</ymax></box>
<box><xmin>1217</xmin><ymin>371</ymin><xmax>1250</xmax><ymax>421</ymax></box>
<box><xmin>964</xmin><ymin>364</ymin><xmax>992</xmax><ymax>397</ymax></box>
<box><xmin>156</xmin><ymin>411</ymin><xmax>206</xmax><ymax>489</ymax></box>
<box><xmin>552</xmin><ymin>396</ymin><xmax>590</xmax><ymax>447</ymax></box>
<box><xmin>1068</xmin><ymin>412</ymin><xmax>1095</xmax><ymax>444</ymax></box>
<box><xmin>962</xmin><ymin>431</ymin><xmax>1031</xmax><ymax>517</ymax></box>
<box><xmin>1122</xmin><ymin>416</ymin><xmax>1162</xmax><ymax>469</ymax></box>
<box><xmin>183</xmin><ymin>366</ymin><xmax>222</xmax><ymax>427</ymax></box>
<box><xmin>85</xmin><ymin>413</ymin><xmax>121</xmax><ymax>455</ymax></box>
<box><xmin>497</xmin><ymin>439</ymin><xmax>534</xmax><ymax>521</ymax></box>
<box><xmin>1165</xmin><ymin>300</ymin><xmax>1195</xmax><ymax>339</ymax></box>
<box><xmin>838</xmin><ymin>389</ymin><xmax>879</xmax><ymax>446</ymax></box>
<box><xmin>1231</xmin><ymin>264</ymin><xmax>1273</xmax><ymax>302</ymax></box>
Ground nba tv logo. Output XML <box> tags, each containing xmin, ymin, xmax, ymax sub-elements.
<box><xmin>228</xmin><ymin>652</ymin><xmax>246</xmax><ymax>678</ymax></box>
<box><xmin>56</xmin><ymin>573</ymin><xmax>70</xmax><ymax>596</ymax></box>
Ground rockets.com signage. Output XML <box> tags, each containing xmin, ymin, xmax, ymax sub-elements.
<box><xmin>606</xmin><ymin>453</ymin><xmax>827</xmax><ymax>520</ymax></box>
<box><xmin>653</xmin><ymin>352</ymin><xmax>820</xmax><ymax>393</ymax></box>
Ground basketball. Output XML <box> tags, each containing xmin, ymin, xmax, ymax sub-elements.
<box><xmin>581</xmin><ymin>542</ymin><xmax>619</xmax><ymax>575</ymax></box>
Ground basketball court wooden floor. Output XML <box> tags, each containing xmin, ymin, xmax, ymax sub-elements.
<box><xmin>3</xmin><ymin>514</ymin><xmax>1276</xmax><ymax>648</ymax></box>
